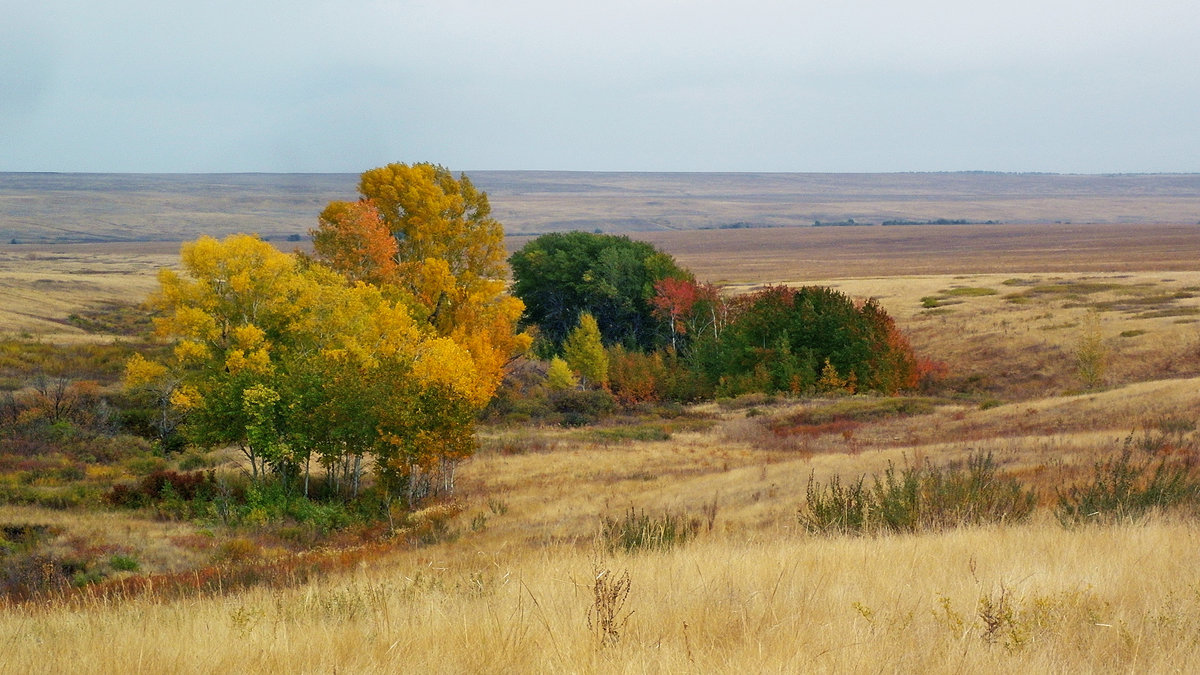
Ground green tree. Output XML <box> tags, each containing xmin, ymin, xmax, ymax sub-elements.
<box><xmin>691</xmin><ymin>285</ymin><xmax>917</xmax><ymax>396</ymax></box>
<box><xmin>562</xmin><ymin>313</ymin><xmax>609</xmax><ymax>388</ymax></box>
<box><xmin>509</xmin><ymin>232</ymin><xmax>691</xmax><ymax>350</ymax></box>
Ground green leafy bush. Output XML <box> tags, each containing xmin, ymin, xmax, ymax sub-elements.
<box><xmin>599</xmin><ymin>507</ymin><xmax>700</xmax><ymax>553</ymax></box>
<box><xmin>550</xmin><ymin>389</ymin><xmax>616</xmax><ymax>426</ymax></box>
<box><xmin>691</xmin><ymin>286</ymin><xmax>919</xmax><ymax>397</ymax></box>
<box><xmin>800</xmin><ymin>452</ymin><xmax>1036</xmax><ymax>534</ymax></box>
<box><xmin>1056</xmin><ymin>448</ymin><xmax>1200</xmax><ymax>525</ymax></box>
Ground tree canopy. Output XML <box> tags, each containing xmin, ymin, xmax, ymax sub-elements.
<box><xmin>689</xmin><ymin>285</ymin><xmax>919</xmax><ymax>396</ymax></box>
<box><xmin>313</xmin><ymin>162</ymin><xmax>529</xmax><ymax>402</ymax></box>
<box><xmin>509</xmin><ymin>231</ymin><xmax>691</xmax><ymax>351</ymax></box>
<box><xmin>129</xmin><ymin>164</ymin><xmax>530</xmax><ymax>505</ymax></box>
<box><xmin>130</xmin><ymin>234</ymin><xmax>486</xmax><ymax>499</ymax></box>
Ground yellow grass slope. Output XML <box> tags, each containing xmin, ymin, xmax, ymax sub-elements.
<box><xmin>4</xmin><ymin>519</ymin><xmax>1200</xmax><ymax>673</ymax></box>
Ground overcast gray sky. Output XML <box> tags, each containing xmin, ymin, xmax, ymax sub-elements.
<box><xmin>3</xmin><ymin>0</ymin><xmax>1199</xmax><ymax>173</ymax></box>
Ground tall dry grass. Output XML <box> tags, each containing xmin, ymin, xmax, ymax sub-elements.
<box><xmin>3</xmin><ymin>516</ymin><xmax>1200</xmax><ymax>673</ymax></box>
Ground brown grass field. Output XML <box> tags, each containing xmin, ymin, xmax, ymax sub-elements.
<box><xmin>4</xmin><ymin>215</ymin><xmax>1200</xmax><ymax>671</ymax></box>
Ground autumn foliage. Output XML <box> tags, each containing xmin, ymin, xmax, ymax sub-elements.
<box><xmin>129</xmin><ymin>164</ymin><xmax>530</xmax><ymax>506</ymax></box>
<box><xmin>313</xmin><ymin>163</ymin><xmax>529</xmax><ymax>396</ymax></box>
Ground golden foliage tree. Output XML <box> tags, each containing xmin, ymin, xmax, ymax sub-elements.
<box><xmin>132</xmin><ymin>233</ymin><xmax>488</xmax><ymax>501</ymax></box>
<box><xmin>546</xmin><ymin>356</ymin><xmax>578</xmax><ymax>391</ymax></box>
<box><xmin>313</xmin><ymin>162</ymin><xmax>530</xmax><ymax>403</ymax></box>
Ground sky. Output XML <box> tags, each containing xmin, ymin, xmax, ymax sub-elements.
<box><xmin>3</xmin><ymin>0</ymin><xmax>1200</xmax><ymax>174</ymax></box>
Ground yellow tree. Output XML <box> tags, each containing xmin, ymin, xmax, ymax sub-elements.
<box><xmin>145</xmin><ymin>234</ymin><xmax>302</xmax><ymax>478</ymax></box>
<box><xmin>133</xmin><ymin>232</ymin><xmax>496</xmax><ymax>508</ymax></box>
<box><xmin>284</xmin><ymin>271</ymin><xmax>484</xmax><ymax>500</ymax></box>
<box><xmin>562</xmin><ymin>313</ymin><xmax>609</xmax><ymax>388</ymax></box>
<box><xmin>313</xmin><ymin>162</ymin><xmax>530</xmax><ymax>402</ymax></box>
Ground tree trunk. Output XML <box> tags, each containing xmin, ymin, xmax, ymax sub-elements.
<box><xmin>352</xmin><ymin>454</ymin><xmax>362</xmax><ymax>498</ymax></box>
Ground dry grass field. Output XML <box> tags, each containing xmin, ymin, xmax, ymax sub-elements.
<box><xmin>0</xmin><ymin>244</ymin><xmax>172</xmax><ymax>341</ymax></box>
<box><xmin>4</xmin><ymin>215</ymin><xmax>1200</xmax><ymax>671</ymax></box>
<box><xmin>636</xmin><ymin>222</ymin><xmax>1200</xmax><ymax>281</ymax></box>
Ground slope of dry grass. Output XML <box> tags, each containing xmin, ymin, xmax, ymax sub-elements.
<box><xmin>4</xmin><ymin>517</ymin><xmax>1200</xmax><ymax>673</ymax></box>
<box><xmin>0</xmin><ymin>247</ymin><xmax>171</xmax><ymax>342</ymax></box>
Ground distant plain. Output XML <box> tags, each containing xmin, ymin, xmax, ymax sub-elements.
<box><xmin>3</xmin><ymin>171</ymin><xmax>1199</xmax><ymax>243</ymax></box>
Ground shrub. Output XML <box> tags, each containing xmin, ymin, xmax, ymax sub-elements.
<box><xmin>1074</xmin><ymin>310</ymin><xmax>1108</xmax><ymax>389</ymax></box>
<box><xmin>691</xmin><ymin>285</ymin><xmax>919</xmax><ymax>396</ymax></box>
<box><xmin>599</xmin><ymin>507</ymin><xmax>700</xmax><ymax>553</ymax></box>
<box><xmin>109</xmin><ymin>554</ymin><xmax>140</xmax><ymax>572</ymax></box>
<box><xmin>399</xmin><ymin>502</ymin><xmax>462</xmax><ymax>545</ymax></box>
<box><xmin>214</xmin><ymin>538</ymin><xmax>260</xmax><ymax>564</ymax></box>
<box><xmin>800</xmin><ymin>452</ymin><xmax>1036</xmax><ymax>534</ymax></box>
<box><xmin>607</xmin><ymin>346</ymin><xmax>663</xmax><ymax>406</ymax></box>
<box><xmin>0</xmin><ymin>553</ymin><xmax>73</xmax><ymax>601</ymax></box>
<box><xmin>550</xmin><ymin>389</ymin><xmax>616</xmax><ymax>426</ymax></box>
<box><xmin>106</xmin><ymin>469</ymin><xmax>218</xmax><ymax>508</ymax></box>
<box><xmin>1056</xmin><ymin>447</ymin><xmax>1200</xmax><ymax>525</ymax></box>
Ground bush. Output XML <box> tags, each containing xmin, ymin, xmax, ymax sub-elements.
<box><xmin>0</xmin><ymin>553</ymin><xmax>72</xmax><ymax>600</ymax></box>
<box><xmin>549</xmin><ymin>388</ymin><xmax>616</xmax><ymax>426</ymax></box>
<box><xmin>109</xmin><ymin>554</ymin><xmax>140</xmax><ymax>572</ymax></box>
<box><xmin>599</xmin><ymin>507</ymin><xmax>700</xmax><ymax>553</ymax></box>
<box><xmin>106</xmin><ymin>469</ymin><xmax>218</xmax><ymax>508</ymax></box>
<box><xmin>1056</xmin><ymin>447</ymin><xmax>1200</xmax><ymax>525</ymax></box>
<box><xmin>607</xmin><ymin>346</ymin><xmax>664</xmax><ymax>406</ymax></box>
<box><xmin>691</xmin><ymin>285</ymin><xmax>919</xmax><ymax>397</ymax></box>
<box><xmin>800</xmin><ymin>452</ymin><xmax>1036</xmax><ymax>535</ymax></box>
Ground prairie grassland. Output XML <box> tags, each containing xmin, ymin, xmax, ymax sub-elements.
<box><xmin>0</xmin><ymin>246</ymin><xmax>173</xmax><ymax>342</ymax></box>
<box><xmin>5</xmin><ymin>227</ymin><xmax>1200</xmax><ymax>671</ymax></box>
<box><xmin>7</xmin><ymin>172</ymin><xmax>1200</xmax><ymax>243</ymax></box>
<box><xmin>638</xmin><ymin>222</ymin><xmax>1200</xmax><ymax>282</ymax></box>
<box><xmin>4</xmin><ymin>518</ymin><xmax>1200</xmax><ymax>673</ymax></box>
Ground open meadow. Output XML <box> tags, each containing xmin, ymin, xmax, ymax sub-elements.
<box><xmin>4</xmin><ymin>218</ymin><xmax>1200</xmax><ymax>672</ymax></box>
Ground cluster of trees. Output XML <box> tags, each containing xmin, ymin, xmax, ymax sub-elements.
<box><xmin>127</xmin><ymin>164</ymin><xmax>528</xmax><ymax>505</ymax></box>
<box><xmin>509</xmin><ymin>233</ymin><xmax>921</xmax><ymax>407</ymax></box>
<box><xmin>123</xmin><ymin>163</ymin><xmax>924</xmax><ymax>515</ymax></box>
